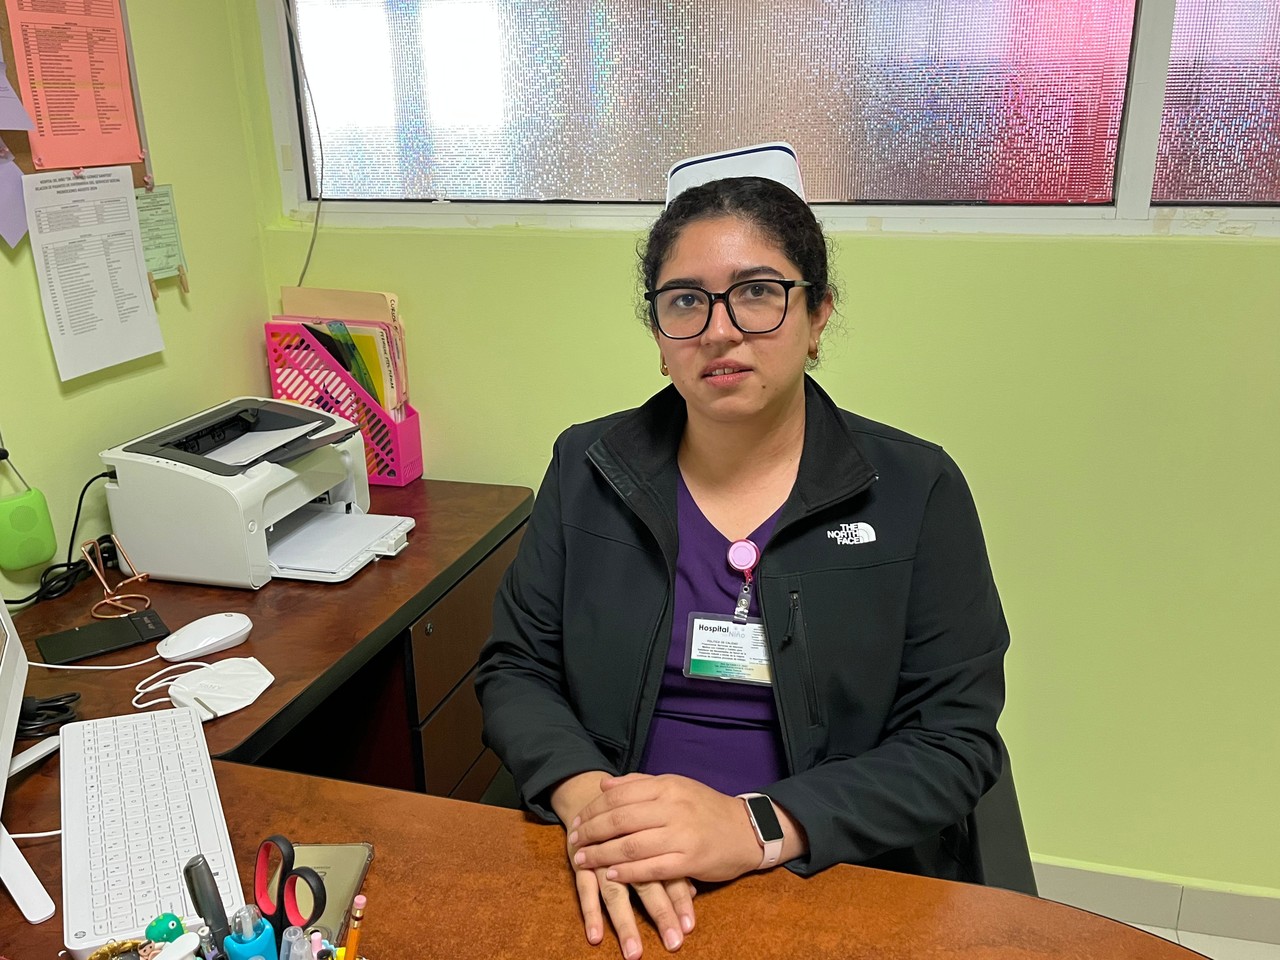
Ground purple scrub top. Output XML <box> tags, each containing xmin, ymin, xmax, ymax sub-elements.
<box><xmin>638</xmin><ymin>474</ymin><xmax>788</xmax><ymax>795</ymax></box>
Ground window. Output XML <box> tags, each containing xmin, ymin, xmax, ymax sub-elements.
<box><xmin>1153</xmin><ymin>0</ymin><xmax>1280</xmax><ymax>204</ymax></box>
<box><xmin>288</xmin><ymin>0</ymin><xmax>1138</xmax><ymax>204</ymax></box>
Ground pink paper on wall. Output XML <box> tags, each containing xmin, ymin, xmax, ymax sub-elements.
<box><xmin>3</xmin><ymin>0</ymin><xmax>143</xmax><ymax>169</ymax></box>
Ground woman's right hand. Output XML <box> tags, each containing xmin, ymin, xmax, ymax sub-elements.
<box><xmin>570</xmin><ymin>836</ymin><xmax>696</xmax><ymax>958</ymax></box>
<box><xmin>553</xmin><ymin>772</ymin><xmax>696</xmax><ymax>958</ymax></box>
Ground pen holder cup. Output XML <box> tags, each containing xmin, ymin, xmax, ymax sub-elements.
<box><xmin>265</xmin><ymin>321</ymin><xmax>424</xmax><ymax>487</ymax></box>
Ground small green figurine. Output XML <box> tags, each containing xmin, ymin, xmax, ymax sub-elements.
<box><xmin>144</xmin><ymin>913</ymin><xmax>185</xmax><ymax>943</ymax></box>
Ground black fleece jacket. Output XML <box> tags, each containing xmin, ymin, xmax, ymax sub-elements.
<box><xmin>476</xmin><ymin>377</ymin><xmax>1009</xmax><ymax>879</ymax></box>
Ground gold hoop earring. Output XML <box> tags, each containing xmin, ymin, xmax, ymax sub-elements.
<box><xmin>660</xmin><ymin>359</ymin><xmax>669</xmax><ymax>377</ymax></box>
<box><xmin>807</xmin><ymin>345</ymin><xmax>819</xmax><ymax>361</ymax></box>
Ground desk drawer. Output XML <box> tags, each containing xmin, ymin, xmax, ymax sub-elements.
<box><xmin>419</xmin><ymin>667</ymin><xmax>485</xmax><ymax>796</ymax></box>
<box><xmin>452</xmin><ymin>748</ymin><xmax>502</xmax><ymax>803</ymax></box>
<box><xmin>409</xmin><ymin>530</ymin><xmax>522</xmax><ymax>724</ymax></box>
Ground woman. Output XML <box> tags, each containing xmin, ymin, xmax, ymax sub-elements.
<box><xmin>476</xmin><ymin>162</ymin><xmax>1008</xmax><ymax>959</ymax></box>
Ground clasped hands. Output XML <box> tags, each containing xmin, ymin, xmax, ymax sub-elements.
<box><xmin>559</xmin><ymin>772</ymin><xmax>764</xmax><ymax>959</ymax></box>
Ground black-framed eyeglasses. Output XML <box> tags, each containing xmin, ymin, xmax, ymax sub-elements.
<box><xmin>644</xmin><ymin>279</ymin><xmax>815</xmax><ymax>340</ymax></box>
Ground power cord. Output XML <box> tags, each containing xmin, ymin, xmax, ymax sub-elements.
<box><xmin>27</xmin><ymin>654</ymin><xmax>161</xmax><ymax>672</ymax></box>
<box><xmin>16</xmin><ymin>693</ymin><xmax>80</xmax><ymax>738</ymax></box>
<box><xmin>281</xmin><ymin>0</ymin><xmax>324</xmax><ymax>286</ymax></box>
<box><xmin>2</xmin><ymin>471</ymin><xmax>114</xmax><ymax>608</ymax></box>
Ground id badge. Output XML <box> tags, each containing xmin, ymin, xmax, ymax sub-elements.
<box><xmin>683</xmin><ymin>612</ymin><xmax>772</xmax><ymax>686</ymax></box>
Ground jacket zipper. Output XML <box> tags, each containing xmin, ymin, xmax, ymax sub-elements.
<box><xmin>587</xmin><ymin>454</ymin><xmax>673</xmax><ymax>771</ymax></box>
<box><xmin>785</xmin><ymin>590</ymin><xmax>822</xmax><ymax>726</ymax></box>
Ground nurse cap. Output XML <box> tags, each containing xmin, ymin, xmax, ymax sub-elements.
<box><xmin>665</xmin><ymin>142</ymin><xmax>807</xmax><ymax>207</ymax></box>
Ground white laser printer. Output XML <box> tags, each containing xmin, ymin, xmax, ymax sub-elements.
<box><xmin>100</xmin><ymin>397</ymin><xmax>414</xmax><ymax>589</ymax></box>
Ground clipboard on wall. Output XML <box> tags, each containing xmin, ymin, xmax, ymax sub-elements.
<box><xmin>0</xmin><ymin>0</ymin><xmax>152</xmax><ymax>188</ymax></box>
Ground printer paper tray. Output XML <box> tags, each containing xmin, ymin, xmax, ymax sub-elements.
<box><xmin>267</xmin><ymin>504</ymin><xmax>414</xmax><ymax>584</ymax></box>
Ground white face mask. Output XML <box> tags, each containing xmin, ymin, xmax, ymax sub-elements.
<box><xmin>133</xmin><ymin>657</ymin><xmax>275</xmax><ymax>721</ymax></box>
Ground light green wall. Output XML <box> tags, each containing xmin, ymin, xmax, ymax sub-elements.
<box><xmin>6</xmin><ymin>0</ymin><xmax>1280</xmax><ymax>896</ymax></box>
<box><xmin>0</xmin><ymin>0</ymin><xmax>273</xmax><ymax>599</ymax></box>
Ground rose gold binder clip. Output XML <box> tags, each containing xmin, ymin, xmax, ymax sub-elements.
<box><xmin>82</xmin><ymin>536</ymin><xmax>151</xmax><ymax>619</ymax></box>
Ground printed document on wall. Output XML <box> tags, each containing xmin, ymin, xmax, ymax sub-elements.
<box><xmin>23</xmin><ymin>165</ymin><xmax>162</xmax><ymax>380</ymax></box>
<box><xmin>2</xmin><ymin>0</ymin><xmax>143</xmax><ymax>168</ymax></box>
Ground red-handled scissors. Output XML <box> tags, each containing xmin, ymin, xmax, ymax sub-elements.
<box><xmin>254</xmin><ymin>834</ymin><xmax>327</xmax><ymax>948</ymax></box>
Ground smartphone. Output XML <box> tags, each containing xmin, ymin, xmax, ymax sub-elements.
<box><xmin>270</xmin><ymin>842</ymin><xmax>374</xmax><ymax>944</ymax></box>
<box><xmin>34</xmin><ymin>610</ymin><xmax>170</xmax><ymax>665</ymax></box>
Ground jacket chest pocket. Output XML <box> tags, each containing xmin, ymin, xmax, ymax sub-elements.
<box><xmin>768</xmin><ymin>563</ymin><xmax>912</xmax><ymax>749</ymax></box>
<box><xmin>781</xmin><ymin>588</ymin><xmax>823</xmax><ymax>728</ymax></box>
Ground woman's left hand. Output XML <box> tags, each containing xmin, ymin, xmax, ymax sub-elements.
<box><xmin>568</xmin><ymin>773</ymin><xmax>762</xmax><ymax>885</ymax></box>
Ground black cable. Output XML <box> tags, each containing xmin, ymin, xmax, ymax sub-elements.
<box><xmin>17</xmin><ymin>692</ymin><xmax>80</xmax><ymax>738</ymax></box>
<box><xmin>2</xmin><ymin>471</ymin><xmax>113</xmax><ymax>608</ymax></box>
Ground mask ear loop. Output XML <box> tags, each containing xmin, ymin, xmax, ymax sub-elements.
<box><xmin>132</xmin><ymin>661</ymin><xmax>211</xmax><ymax>709</ymax></box>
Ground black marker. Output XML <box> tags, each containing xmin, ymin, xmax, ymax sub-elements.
<box><xmin>184</xmin><ymin>854</ymin><xmax>230</xmax><ymax>952</ymax></box>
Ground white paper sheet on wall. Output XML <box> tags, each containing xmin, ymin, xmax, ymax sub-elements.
<box><xmin>22</xmin><ymin>165</ymin><xmax>163</xmax><ymax>380</ymax></box>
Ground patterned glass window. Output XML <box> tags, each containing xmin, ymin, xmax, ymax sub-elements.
<box><xmin>1153</xmin><ymin>0</ymin><xmax>1280</xmax><ymax>204</ymax></box>
<box><xmin>290</xmin><ymin>0</ymin><xmax>1136</xmax><ymax>204</ymax></box>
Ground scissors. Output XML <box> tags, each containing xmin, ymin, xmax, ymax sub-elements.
<box><xmin>254</xmin><ymin>834</ymin><xmax>327</xmax><ymax>948</ymax></box>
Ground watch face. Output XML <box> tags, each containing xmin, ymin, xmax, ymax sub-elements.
<box><xmin>746</xmin><ymin>795</ymin><xmax>784</xmax><ymax>842</ymax></box>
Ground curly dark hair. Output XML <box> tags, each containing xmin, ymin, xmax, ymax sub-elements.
<box><xmin>638</xmin><ymin>176</ymin><xmax>836</xmax><ymax>332</ymax></box>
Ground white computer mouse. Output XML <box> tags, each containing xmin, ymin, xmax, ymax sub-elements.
<box><xmin>157</xmin><ymin>612</ymin><xmax>253</xmax><ymax>662</ymax></box>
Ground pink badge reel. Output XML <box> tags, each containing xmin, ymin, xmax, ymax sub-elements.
<box><xmin>727</xmin><ymin>539</ymin><xmax>760</xmax><ymax>575</ymax></box>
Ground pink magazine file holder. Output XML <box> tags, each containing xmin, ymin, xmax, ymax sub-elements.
<box><xmin>265</xmin><ymin>319</ymin><xmax>423</xmax><ymax>486</ymax></box>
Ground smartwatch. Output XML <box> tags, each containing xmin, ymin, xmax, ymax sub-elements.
<box><xmin>736</xmin><ymin>792</ymin><xmax>784</xmax><ymax>869</ymax></box>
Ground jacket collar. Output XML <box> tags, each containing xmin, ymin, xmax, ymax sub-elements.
<box><xmin>587</xmin><ymin>377</ymin><xmax>878</xmax><ymax>549</ymax></box>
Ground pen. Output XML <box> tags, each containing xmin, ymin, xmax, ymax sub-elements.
<box><xmin>342</xmin><ymin>895</ymin><xmax>365</xmax><ymax>960</ymax></box>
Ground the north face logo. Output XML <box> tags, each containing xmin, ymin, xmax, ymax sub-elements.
<box><xmin>827</xmin><ymin>522</ymin><xmax>876</xmax><ymax>545</ymax></box>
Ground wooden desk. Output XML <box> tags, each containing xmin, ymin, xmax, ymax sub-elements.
<box><xmin>13</xmin><ymin>479</ymin><xmax>532</xmax><ymax>799</ymax></box>
<box><xmin>1</xmin><ymin>761</ymin><xmax>1205</xmax><ymax>959</ymax></box>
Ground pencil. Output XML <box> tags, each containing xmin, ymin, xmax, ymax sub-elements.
<box><xmin>343</xmin><ymin>894</ymin><xmax>366</xmax><ymax>960</ymax></box>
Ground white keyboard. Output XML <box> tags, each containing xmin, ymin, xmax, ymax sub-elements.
<box><xmin>60</xmin><ymin>707</ymin><xmax>245</xmax><ymax>959</ymax></box>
